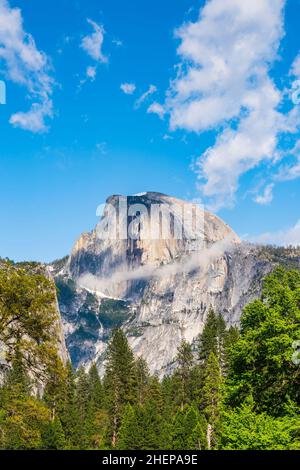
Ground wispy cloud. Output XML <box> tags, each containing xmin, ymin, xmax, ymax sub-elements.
<box><xmin>86</xmin><ymin>65</ymin><xmax>97</xmax><ymax>81</ymax></box>
<box><xmin>0</xmin><ymin>0</ymin><xmax>55</xmax><ymax>132</ymax></box>
<box><xmin>81</xmin><ymin>19</ymin><xmax>107</xmax><ymax>63</ymax></box>
<box><xmin>80</xmin><ymin>18</ymin><xmax>108</xmax><ymax>82</ymax></box>
<box><xmin>291</xmin><ymin>53</ymin><xmax>300</xmax><ymax>79</ymax></box>
<box><xmin>10</xmin><ymin>99</ymin><xmax>53</xmax><ymax>133</ymax></box>
<box><xmin>120</xmin><ymin>82</ymin><xmax>136</xmax><ymax>95</ymax></box>
<box><xmin>78</xmin><ymin>236</ymin><xmax>237</xmax><ymax>296</ymax></box>
<box><xmin>96</xmin><ymin>141</ymin><xmax>108</xmax><ymax>155</ymax></box>
<box><xmin>254</xmin><ymin>183</ymin><xmax>274</xmax><ymax>205</ymax></box>
<box><xmin>275</xmin><ymin>141</ymin><xmax>300</xmax><ymax>182</ymax></box>
<box><xmin>147</xmin><ymin>101</ymin><xmax>165</xmax><ymax>119</ymax></box>
<box><xmin>163</xmin><ymin>134</ymin><xmax>174</xmax><ymax>141</ymax></box>
<box><xmin>250</xmin><ymin>220</ymin><xmax>300</xmax><ymax>247</ymax></box>
<box><xmin>135</xmin><ymin>84</ymin><xmax>157</xmax><ymax>109</ymax></box>
<box><xmin>112</xmin><ymin>38</ymin><xmax>123</xmax><ymax>47</ymax></box>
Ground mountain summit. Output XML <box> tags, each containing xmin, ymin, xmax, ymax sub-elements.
<box><xmin>68</xmin><ymin>192</ymin><xmax>240</xmax><ymax>298</ymax></box>
<box><xmin>52</xmin><ymin>193</ymin><xmax>287</xmax><ymax>375</ymax></box>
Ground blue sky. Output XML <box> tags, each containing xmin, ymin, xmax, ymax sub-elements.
<box><xmin>0</xmin><ymin>0</ymin><xmax>300</xmax><ymax>262</ymax></box>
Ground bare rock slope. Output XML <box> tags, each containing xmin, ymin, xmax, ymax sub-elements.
<box><xmin>52</xmin><ymin>192</ymin><xmax>300</xmax><ymax>376</ymax></box>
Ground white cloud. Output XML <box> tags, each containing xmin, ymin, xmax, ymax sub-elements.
<box><xmin>78</xmin><ymin>236</ymin><xmax>237</xmax><ymax>295</ymax></box>
<box><xmin>167</xmin><ymin>0</ymin><xmax>284</xmax><ymax>130</ymax></box>
<box><xmin>291</xmin><ymin>53</ymin><xmax>300</xmax><ymax>78</ymax></box>
<box><xmin>0</xmin><ymin>0</ymin><xmax>54</xmax><ymax>132</ymax></box>
<box><xmin>86</xmin><ymin>65</ymin><xmax>97</xmax><ymax>81</ymax></box>
<box><xmin>163</xmin><ymin>134</ymin><xmax>174</xmax><ymax>141</ymax></box>
<box><xmin>112</xmin><ymin>38</ymin><xmax>123</xmax><ymax>47</ymax></box>
<box><xmin>280</xmin><ymin>160</ymin><xmax>300</xmax><ymax>181</ymax></box>
<box><xmin>275</xmin><ymin>141</ymin><xmax>300</xmax><ymax>181</ymax></box>
<box><xmin>147</xmin><ymin>101</ymin><xmax>165</xmax><ymax>119</ymax></box>
<box><xmin>251</xmin><ymin>220</ymin><xmax>300</xmax><ymax>247</ymax></box>
<box><xmin>271</xmin><ymin>58</ymin><xmax>300</xmax><ymax>180</ymax></box>
<box><xmin>135</xmin><ymin>84</ymin><xmax>157</xmax><ymax>108</ymax></box>
<box><xmin>120</xmin><ymin>82</ymin><xmax>136</xmax><ymax>95</ymax></box>
<box><xmin>254</xmin><ymin>183</ymin><xmax>274</xmax><ymax>205</ymax></box>
<box><xmin>96</xmin><ymin>141</ymin><xmax>108</xmax><ymax>155</ymax></box>
<box><xmin>158</xmin><ymin>0</ymin><xmax>296</xmax><ymax>209</ymax></box>
<box><xmin>10</xmin><ymin>98</ymin><xmax>53</xmax><ymax>132</ymax></box>
<box><xmin>81</xmin><ymin>19</ymin><xmax>107</xmax><ymax>63</ymax></box>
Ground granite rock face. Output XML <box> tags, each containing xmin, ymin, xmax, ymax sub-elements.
<box><xmin>52</xmin><ymin>192</ymin><xmax>297</xmax><ymax>376</ymax></box>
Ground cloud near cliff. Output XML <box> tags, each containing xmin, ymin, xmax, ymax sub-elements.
<box><xmin>77</xmin><ymin>236</ymin><xmax>237</xmax><ymax>295</ymax></box>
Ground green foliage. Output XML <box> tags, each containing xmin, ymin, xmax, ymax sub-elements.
<box><xmin>220</xmin><ymin>401</ymin><xmax>300</xmax><ymax>450</ymax></box>
<box><xmin>175</xmin><ymin>340</ymin><xmax>194</xmax><ymax>409</ymax></box>
<box><xmin>135</xmin><ymin>357</ymin><xmax>150</xmax><ymax>405</ymax></box>
<box><xmin>118</xmin><ymin>399</ymin><xmax>167</xmax><ymax>450</ymax></box>
<box><xmin>171</xmin><ymin>405</ymin><xmax>207</xmax><ymax>450</ymax></box>
<box><xmin>0</xmin><ymin>371</ymin><xmax>50</xmax><ymax>451</ymax></box>
<box><xmin>41</xmin><ymin>417</ymin><xmax>66</xmax><ymax>450</ymax></box>
<box><xmin>117</xmin><ymin>405</ymin><xmax>141</xmax><ymax>450</ymax></box>
<box><xmin>227</xmin><ymin>266</ymin><xmax>300</xmax><ymax>415</ymax></box>
<box><xmin>200</xmin><ymin>352</ymin><xmax>223</xmax><ymax>448</ymax></box>
<box><xmin>0</xmin><ymin>261</ymin><xmax>60</xmax><ymax>383</ymax></box>
<box><xmin>0</xmin><ymin>397</ymin><xmax>50</xmax><ymax>450</ymax></box>
<box><xmin>1</xmin><ymin>264</ymin><xmax>300</xmax><ymax>451</ymax></box>
<box><xmin>98</xmin><ymin>299</ymin><xmax>130</xmax><ymax>329</ymax></box>
<box><xmin>103</xmin><ymin>328</ymin><xmax>137</xmax><ymax>446</ymax></box>
<box><xmin>88</xmin><ymin>362</ymin><xmax>104</xmax><ymax>410</ymax></box>
<box><xmin>198</xmin><ymin>308</ymin><xmax>226</xmax><ymax>363</ymax></box>
<box><xmin>56</xmin><ymin>277</ymin><xmax>76</xmax><ymax>308</ymax></box>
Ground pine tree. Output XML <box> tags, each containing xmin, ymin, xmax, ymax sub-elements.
<box><xmin>187</xmin><ymin>419</ymin><xmax>207</xmax><ymax>450</ymax></box>
<box><xmin>75</xmin><ymin>366</ymin><xmax>91</xmax><ymax>448</ymax></box>
<box><xmin>200</xmin><ymin>352</ymin><xmax>223</xmax><ymax>449</ymax></box>
<box><xmin>117</xmin><ymin>405</ymin><xmax>141</xmax><ymax>450</ymax></box>
<box><xmin>135</xmin><ymin>357</ymin><xmax>150</xmax><ymax>405</ymax></box>
<box><xmin>59</xmin><ymin>362</ymin><xmax>80</xmax><ymax>448</ymax></box>
<box><xmin>161</xmin><ymin>374</ymin><xmax>178</xmax><ymax>417</ymax></box>
<box><xmin>43</xmin><ymin>357</ymin><xmax>68</xmax><ymax>421</ymax></box>
<box><xmin>171</xmin><ymin>406</ymin><xmax>187</xmax><ymax>450</ymax></box>
<box><xmin>147</xmin><ymin>376</ymin><xmax>164</xmax><ymax>414</ymax></box>
<box><xmin>171</xmin><ymin>404</ymin><xmax>206</xmax><ymax>450</ymax></box>
<box><xmin>84</xmin><ymin>363</ymin><xmax>108</xmax><ymax>449</ymax></box>
<box><xmin>223</xmin><ymin>326</ymin><xmax>239</xmax><ymax>375</ymax></box>
<box><xmin>175</xmin><ymin>340</ymin><xmax>194</xmax><ymax>410</ymax></box>
<box><xmin>42</xmin><ymin>417</ymin><xmax>66</xmax><ymax>450</ymax></box>
<box><xmin>88</xmin><ymin>363</ymin><xmax>104</xmax><ymax>410</ymax></box>
<box><xmin>142</xmin><ymin>378</ymin><xmax>168</xmax><ymax>449</ymax></box>
<box><xmin>198</xmin><ymin>308</ymin><xmax>226</xmax><ymax>366</ymax></box>
<box><xmin>103</xmin><ymin>328</ymin><xmax>137</xmax><ymax>447</ymax></box>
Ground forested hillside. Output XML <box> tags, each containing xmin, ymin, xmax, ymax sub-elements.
<box><xmin>0</xmin><ymin>259</ymin><xmax>67</xmax><ymax>383</ymax></box>
<box><xmin>0</xmin><ymin>264</ymin><xmax>299</xmax><ymax>449</ymax></box>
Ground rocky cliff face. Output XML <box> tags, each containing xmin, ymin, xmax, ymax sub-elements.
<box><xmin>52</xmin><ymin>192</ymin><xmax>300</xmax><ymax>376</ymax></box>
